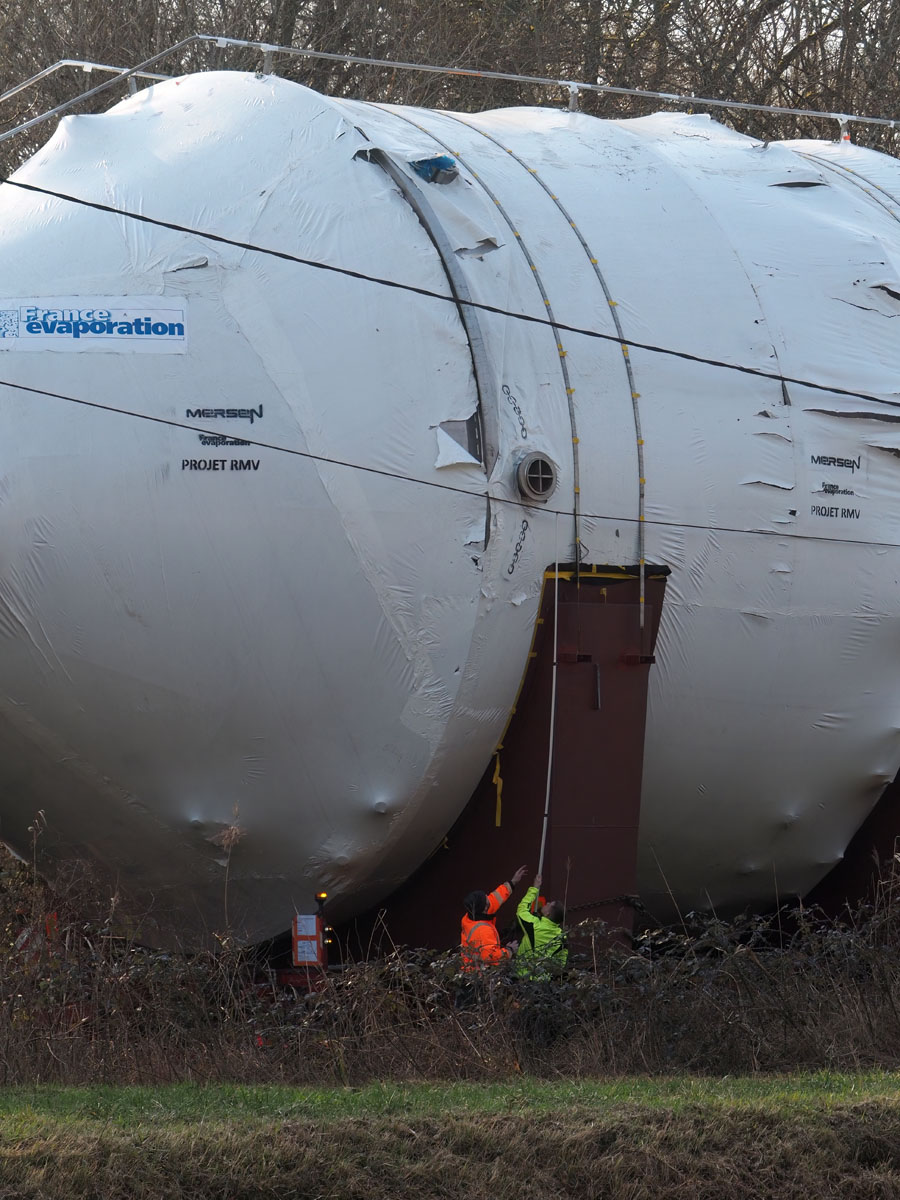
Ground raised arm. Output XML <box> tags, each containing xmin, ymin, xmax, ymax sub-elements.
<box><xmin>486</xmin><ymin>865</ymin><xmax>529</xmax><ymax>914</ymax></box>
<box><xmin>517</xmin><ymin>884</ymin><xmax>540</xmax><ymax>925</ymax></box>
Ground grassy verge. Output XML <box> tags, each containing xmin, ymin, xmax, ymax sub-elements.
<box><xmin>3</xmin><ymin>1076</ymin><xmax>900</xmax><ymax>1199</ymax></box>
<box><xmin>7</xmin><ymin>852</ymin><xmax>900</xmax><ymax>1195</ymax></box>
<box><xmin>2</xmin><ymin>1071</ymin><xmax>900</xmax><ymax>1120</ymax></box>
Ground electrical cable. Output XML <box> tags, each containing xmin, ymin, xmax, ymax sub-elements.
<box><xmin>0</xmin><ymin>177</ymin><xmax>899</xmax><ymax>551</ymax></box>
<box><xmin>4</xmin><ymin>175</ymin><xmax>900</xmax><ymax>412</ymax></box>
<box><xmin>0</xmin><ymin>372</ymin><xmax>895</xmax><ymax>556</ymax></box>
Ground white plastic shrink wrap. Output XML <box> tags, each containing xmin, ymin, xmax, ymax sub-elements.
<box><xmin>0</xmin><ymin>71</ymin><xmax>897</xmax><ymax>942</ymax></box>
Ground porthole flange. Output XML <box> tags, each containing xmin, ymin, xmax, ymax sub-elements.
<box><xmin>516</xmin><ymin>453</ymin><xmax>558</xmax><ymax>502</ymax></box>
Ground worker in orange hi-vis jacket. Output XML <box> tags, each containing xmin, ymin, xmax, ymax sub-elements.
<box><xmin>460</xmin><ymin>864</ymin><xmax>528</xmax><ymax>972</ymax></box>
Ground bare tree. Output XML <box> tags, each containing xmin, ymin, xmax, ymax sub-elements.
<box><xmin>3</xmin><ymin>0</ymin><xmax>900</xmax><ymax>172</ymax></box>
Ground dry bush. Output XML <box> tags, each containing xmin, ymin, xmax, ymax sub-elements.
<box><xmin>6</xmin><ymin>839</ymin><xmax>900</xmax><ymax>1084</ymax></box>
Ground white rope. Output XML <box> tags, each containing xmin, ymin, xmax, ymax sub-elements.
<box><xmin>537</xmin><ymin>512</ymin><xmax>561</xmax><ymax>876</ymax></box>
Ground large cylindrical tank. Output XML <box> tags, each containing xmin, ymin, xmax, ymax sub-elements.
<box><xmin>0</xmin><ymin>70</ymin><xmax>898</xmax><ymax>943</ymax></box>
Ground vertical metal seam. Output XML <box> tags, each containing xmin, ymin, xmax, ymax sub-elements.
<box><xmin>796</xmin><ymin>151</ymin><xmax>900</xmax><ymax>220</ymax></box>
<box><xmin>438</xmin><ymin>113</ymin><xmax>648</xmax><ymax>624</ymax></box>
<box><xmin>362</xmin><ymin>146</ymin><xmax>500</xmax><ymax>477</ymax></box>
<box><xmin>367</xmin><ymin>103</ymin><xmax>582</xmax><ymax>575</ymax></box>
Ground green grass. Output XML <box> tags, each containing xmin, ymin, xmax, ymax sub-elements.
<box><xmin>1</xmin><ymin>1071</ymin><xmax>899</xmax><ymax>1123</ymax></box>
<box><xmin>4</xmin><ymin>1076</ymin><xmax>900</xmax><ymax>1198</ymax></box>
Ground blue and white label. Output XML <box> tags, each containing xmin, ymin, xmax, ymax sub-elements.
<box><xmin>0</xmin><ymin>297</ymin><xmax>187</xmax><ymax>353</ymax></box>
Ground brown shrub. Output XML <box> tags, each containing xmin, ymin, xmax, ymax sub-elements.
<box><xmin>5</xmin><ymin>842</ymin><xmax>900</xmax><ymax>1084</ymax></box>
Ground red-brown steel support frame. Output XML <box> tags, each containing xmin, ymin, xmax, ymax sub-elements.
<box><xmin>337</xmin><ymin>565</ymin><xmax>668</xmax><ymax>955</ymax></box>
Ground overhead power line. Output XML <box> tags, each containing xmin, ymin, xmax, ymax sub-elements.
<box><xmin>1</xmin><ymin>168</ymin><xmax>898</xmax><ymax>552</ymax></box>
<box><xmin>0</xmin><ymin>373</ymin><xmax>895</xmax><ymax>554</ymax></box>
<box><xmin>3</xmin><ymin>177</ymin><xmax>899</xmax><ymax>412</ymax></box>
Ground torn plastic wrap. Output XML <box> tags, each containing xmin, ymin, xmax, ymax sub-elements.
<box><xmin>0</xmin><ymin>73</ymin><xmax>898</xmax><ymax>941</ymax></box>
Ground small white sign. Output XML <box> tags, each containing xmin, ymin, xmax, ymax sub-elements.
<box><xmin>0</xmin><ymin>297</ymin><xmax>187</xmax><ymax>353</ymax></box>
<box><xmin>293</xmin><ymin>912</ymin><xmax>322</xmax><ymax>967</ymax></box>
<box><xmin>293</xmin><ymin>914</ymin><xmax>317</xmax><ymax>939</ymax></box>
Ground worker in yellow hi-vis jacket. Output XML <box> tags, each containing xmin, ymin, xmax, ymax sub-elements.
<box><xmin>515</xmin><ymin>873</ymin><xmax>568</xmax><ymax>978</ymax></box>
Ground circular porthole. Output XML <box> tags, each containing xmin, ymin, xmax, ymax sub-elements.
<box><xmin>516</xmin><ymin>453</ymin><xmax>558</xmax><ymax>502</ymax></box>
